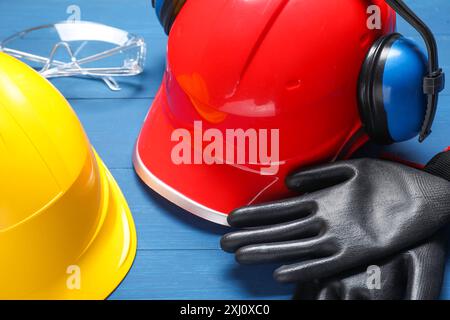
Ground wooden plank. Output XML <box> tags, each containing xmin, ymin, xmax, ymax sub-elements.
<box><xmin>69</xmin><ymin>98</ymin><xmax>150</xmax><ymax>169</ymax></box>
<box><xmin>0</xmin><ymin>0</ymin><xmax>162</xmax><ymax>34</ymax></box>
<box><xmin>0</xmin><ymin>0</ymin><xmax>449</xmax><ymax>36</ymax></box>
<box><xmin>109</xmin><ymin>249</ymin><xmax>294</xmax><ymax>300</ymax></box>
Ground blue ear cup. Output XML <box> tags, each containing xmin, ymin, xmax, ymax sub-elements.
<box><xmin>152</xmin><ymin>0</ymin><xmax>187</xmax><ymax>35</ymax></box>
<box><xmin>359</xmin><ymin>33</ymin><xmax>428</xmax><ymax>144</ymax></box>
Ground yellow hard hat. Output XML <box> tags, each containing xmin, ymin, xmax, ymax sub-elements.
<box><xmin>0</xmin><ymin>53</ymin><xmax>137</xmax><ymax>299</ymax></box>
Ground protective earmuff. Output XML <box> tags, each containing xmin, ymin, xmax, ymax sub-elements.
<box><xmin>358</xmin><ymin>0</ymin><xmax>445</xmax><ymax>144</ymax></box>
<box><xmin>152</xmin><ymin>0</ymin><xmax>187</xmax><ymax>35</ymax></box>
<box><xmin>358</xmin><ymin>33</ymin><xmax>428</xmax><ymax>144</ymax></box>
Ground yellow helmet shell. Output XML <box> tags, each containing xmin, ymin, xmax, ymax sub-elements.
<box><xmin>0</xmin><ymin>53</ymin><xmax>136</xmax><ymax>299</ymax></box>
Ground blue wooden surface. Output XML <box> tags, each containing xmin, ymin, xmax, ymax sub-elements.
<box><xmin>1</xmin><ymin>0</ymin><xmax>450</xmax><ymax>299</ymax></box>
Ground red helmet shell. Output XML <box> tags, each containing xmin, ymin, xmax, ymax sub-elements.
<box><xmin>134</xmin><ymin>0</ymin><xmax>396</xmax><ymax>225</ymax></box>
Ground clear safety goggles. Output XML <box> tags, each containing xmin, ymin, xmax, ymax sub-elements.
<box><xmin>0</xmin><ymin>21</ymin><xmax>146</xmax><ymax>91</ymax></box>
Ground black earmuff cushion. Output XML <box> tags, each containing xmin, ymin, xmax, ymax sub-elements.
<box><xmin>358</xmin><ymin>33</ymin><xmax>401</xmax><ymax>145</ymax></box>
<box><xmin>159</xmin><ymin>0</ymin><xmax>187</xmax><ymax>35</ymax></box>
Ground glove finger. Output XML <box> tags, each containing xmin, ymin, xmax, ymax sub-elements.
<box><xmin>221</xmin><ymin>216</ymin><xmax>323</xmax><ymax>253</ymax></box>
<box><xmin>235</xmin><ymin>236</ymin><xmax>334</xmax><ymax>265</ymax></box>
<box><xmin>286</xmin><ymin>162</ymin><xmax>355</xmax><ymax>194</ymax></box>
<box><xmin>227</xmin><ymin>198</ymin><xmax>316</xmax><ymax>228</ymax></box>
<box><xmin>274</xmin><ymin>255</ymin><xmax>339</xmax><ymax>283</ymax></box>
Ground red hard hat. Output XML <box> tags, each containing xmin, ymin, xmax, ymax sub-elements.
<box><xmin>134</xmin><ymin>0</ymin><xmax>396</xmax><ymax>225</ymax></box>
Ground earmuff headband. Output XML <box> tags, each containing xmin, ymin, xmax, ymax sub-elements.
<box><xmin>386</xmin><ymin>0</ymin><xmax>445</xmax><ymax>142</ymax></box>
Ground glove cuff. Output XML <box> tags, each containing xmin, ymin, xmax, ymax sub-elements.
<box><xmin>424</xmin><ymin>151</ymin><xmax>450</xmax><ymax>182</ymax></box>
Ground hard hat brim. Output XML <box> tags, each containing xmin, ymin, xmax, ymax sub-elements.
<box><xmin>26</xmin><ymin>151</ymin><xmax>137</xmax><ymax>300</ymax></box>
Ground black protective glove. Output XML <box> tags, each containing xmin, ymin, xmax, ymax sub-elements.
<box><xmin>221</xmin><ymin>152</ymin><xmax>450</xmax><ymax>284</ymax></box>
<box><xmin>293</xmin><ymin>230</ymin><xmax>447</xmax><ymax>300</ymax></box>
<box><xmin>294</xmin><ymin>153</ymin><xmax>450</xmax><ymax>300</ymax></box>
